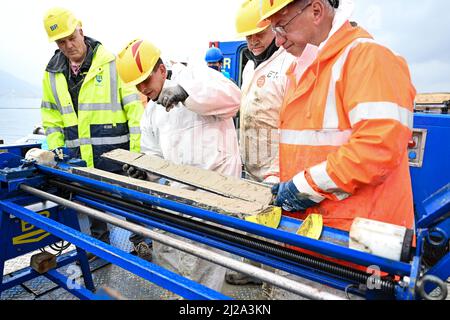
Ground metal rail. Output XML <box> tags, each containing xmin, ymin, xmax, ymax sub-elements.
<box><xmin>36</xmin><ymin>164</ymin><xmax>412</xmax><ymax>276</ymax></box>
<box><xmin>20</xmin><ymin>184</ymin><xmax>345</xmax><ymax>300</ymax></box>
<box><xmin>50</xmin><ymin>178</ymin><xmax>395</xmax><ymax>294</ymax></box>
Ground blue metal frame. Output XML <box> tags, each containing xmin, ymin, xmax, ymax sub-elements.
<box><xmin>423</xmin><ymin>252</ymin><xmax>450</xmax><ymax>294</ymax></box>
<box><xmin>0</xmin><ymin>191</ymin><xmax>96</xmax><ymax>300</ymax></box>
<box><xmin>75</xmin><ymin>194</ymin><xmax>367</xmax><ymax>298</ymax></box>
<box><xmin>2</xmin><ymin>199</ymin><xmax>63</xmax><ymax>260</ymax></box>
<box><xmin>37</xmin><ymin>164</ymin><xmax>412</xmax><ymax>276</ymax></box>
<box><xmin>415</xmin><ymin>183</ymin><xmax>450</xmax><ymax>295</ymax></box>
<box><xmin>402</xmin><ymin>230</ymin><xmax>424</xmax><ymax>301</ymax></box>
<box><xmin>410</xmin><ymin>113</ymin><xmax>450</xmax><ymax>222</ymax></box>
<box><xmin>1</xmin><ymin>251</ymin><xmax>98</xmax><ymax>300</ymax></box>
<box><xmin>0</xmin><ymin>142</ymin><xmax>448</xmax><ymax>300</ymax></box>
<box><xmin>416</xmin><ymin>183</ymin><xmax>450</xmax><ymax>229</ymax></box>
<box><xmin>0</xmin><ymin>200</ymin><xmax>230</xmax><ymax>300</ymax></box>
<box><xmin>0</xmin><ymin>143</ymin><xmax>41</xmax><ymax>158</ymax></box>
<box><xmin>64</xmin><ymin>167</ymin><xmax>450</xmax><ymax>300</ymax></box>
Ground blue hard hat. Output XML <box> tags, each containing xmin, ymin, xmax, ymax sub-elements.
<box><xmin>205</xmin><ymin>47</ymin><xmax>224</xmax><ymax>63</ymax></box>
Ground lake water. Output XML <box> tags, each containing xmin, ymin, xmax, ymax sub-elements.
<box><xmin>0</xmin><ymin>98</ymin><xmax>42</xmax><ymax>144</ymax></box>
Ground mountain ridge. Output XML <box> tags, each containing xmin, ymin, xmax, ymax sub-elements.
<box><xmin>0</xmin><ymin>70</ymin><xmax>41</xmax><ymax>98</ymax></box>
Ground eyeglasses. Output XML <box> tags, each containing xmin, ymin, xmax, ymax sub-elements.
<box><xmin>271</xmin><ymin>2</ymin><xmax>313</xmax><ymax>37</ymax></box>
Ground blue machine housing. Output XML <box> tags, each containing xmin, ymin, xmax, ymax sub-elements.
<box><xmin>211</xmin><ymin>40</ymin><xmax>247</xmax><ymax>86</ymax></box>
<box><xmin>410</xmin><ymin>113</ymin><xmax>450</xmax><ymax>221</ymax></box>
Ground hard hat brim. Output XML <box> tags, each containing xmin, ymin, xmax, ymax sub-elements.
<box><xmin>122</xmin><ymin>67</ymin><xmax>154</xmax><ymax>88</ymax></box>
<box><xmin>48</xmin><ymin>21</ymin><xmax>81</xmax><ymax>42</ymax></box>
<box><xmin>257</xmin><ymin>0</ymin><xmax>294</xmax><ymax>27</ymax></box>
<box><xmin>236</xmin><ymin>23</ymin><xmax>271</xmax><ymax>39</ymax></box>
<box><xmin>257</xmin><ymin>18</ymin><xmax>272</xmax><ymax>29</ymax></box>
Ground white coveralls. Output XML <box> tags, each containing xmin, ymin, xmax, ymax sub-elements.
<box><xmin>232</xmin><ymin>47</ymin><xmax>294</xmax><ymax>297</ymax></box>
<box><xmin>140</xmin><ymin>63</ymin><xmax>242</xmax><ymax>294</ymax></box>
<box><xmin>240</xmin><ymin>47</ymin><xmax>295</xmax><ymax>184</ymax></box>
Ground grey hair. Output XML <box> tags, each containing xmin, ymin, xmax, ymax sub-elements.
<box><xmin>297</xmin><ymin>0</ymin><xmax>335</xmax><ymax>13</ymax></box>
<box><xmin>318</xmin><ymin>0</ymin><xmax>335</xmax><ymax>13</ymax></box>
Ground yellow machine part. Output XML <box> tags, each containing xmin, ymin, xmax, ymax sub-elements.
<box><xmin>296</xmin><ymin>214</ymin><xmax>323</xmax><ymax>240</ymax></box>
<box><xmin>245</xmin><ymin>207</ymin><xmax>282</xmax><ymax>229</ymax></box>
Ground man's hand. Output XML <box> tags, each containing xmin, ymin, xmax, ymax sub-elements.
<box><xmin>271</xmin><ymin>181</ymin><xmax>318</xmax><ymax>212</ymax></box>
<box><xmin>122</xmin><ymin>164</ymin><xmax>147</xmax><ymax>180</ymax></box>
<box><xmin>52</xmin><ymin>148</ymin><xmax>65</xmax><ymax>161</ymax></box>
<box><xmin>263</xmin><ymin>175</ymin><xmax>280</xmax><ymax>186</ymax></box>
<box><xmin>123</xmin><ymin>164</ymin><xmax>164</xmax><ymax>183</ymax></box>
<box><xmin>157</xmin><ymin>85</ymin><xmax>189</xmax><ymax>112</ymax></box>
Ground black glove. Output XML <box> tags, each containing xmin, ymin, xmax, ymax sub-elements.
<box><xmin>122</xmin><ymin>164</ymin><xmax>147</xmax><ymax>180</ymax></box>
<box><xmin>157</xmin><ymin>84</ymin><xmax>189</xmax><ymax>112</ymax></box>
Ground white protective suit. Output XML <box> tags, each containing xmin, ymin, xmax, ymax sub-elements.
<box><xmin>140</xmin><ymin>63</ymin><xmax>242</xmax><ymax>294</ymax></box>
<box><xmin>227</xmin><ymin>47</ymin><xmax>294</xmax><ymax>295</ymax></box>
<box><xmin>240</xmin><ymin>47</ymin><xmax>295</xmax><ymax>184</ymax></box>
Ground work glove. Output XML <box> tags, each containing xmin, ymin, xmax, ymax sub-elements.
<box><xmin>263</xmin><ymin>175</ymin><xmax>280</xmax><ymax>186</ymax></box>
<box><xmin>271</xmin><ymin>180</ymin><xmax>318</xmax><ymax>212</ymax></box>
<box><xmin>24</xmin><ymin>148</ymin><xmax>57</xmax><ymax>166</ymax></box>
<box><xmin>122</xmin><ymin>164</ymin><xmax>147</xmax><ymax>180</ymax></box>
<box><xmin>157</xmin><ymin>84</ymin><xmax>189</xmax><ymax>112</ymax></box>
<box><xmin>158</xmin><ymin>178</ymin><xmax>171</xmax><ymax>186</ymax></box>
<box><xmin>52</xmin><ymin>148</ymin><xmax>65</xmax><ymax>161</ymax></box>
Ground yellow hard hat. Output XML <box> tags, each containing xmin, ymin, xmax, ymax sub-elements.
<box><xmin>236</xmin><ymin>0</ymin><xmax>271</xmax><ymax>38</ymax></box>
<box><xmin>257</xmin><ymin>0</ymin><xmax>294</xmax><ymax>27</ymax></box>
<box><xmin>43</xmin><ymin>7</ymin><xmax>81</xmax><ymax>42</ymax></box>
<box><xmin>116</xmin><ymin>39</ymin><xmax>161</xmax><ymax>87</ymax></box>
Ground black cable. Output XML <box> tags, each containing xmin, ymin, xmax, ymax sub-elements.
<box><xmin>48</xmin><ymin>178</ymin><xmax>396</xmax><ymax>294</ymax></box>
<box><xmin>47</xmin><ymin>240</ymin><xmax>71</xmax><ymax>256</ymax></box>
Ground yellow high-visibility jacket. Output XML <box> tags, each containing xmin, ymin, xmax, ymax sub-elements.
<box><xmin>41</xmin><ymin>43</ymin><xmax>143</xmax><ymax>170</ymax></box>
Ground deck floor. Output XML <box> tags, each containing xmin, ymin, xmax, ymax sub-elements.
<box><xmin>1</xmin><ymin>253</ymin><xmax>264</xmax><ymax>300</ymax></box>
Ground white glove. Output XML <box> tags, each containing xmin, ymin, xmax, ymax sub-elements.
<box><xmin>25</xmin><ymin>149</ymin><xmax>57</xmax><ymax>166</ymax></box>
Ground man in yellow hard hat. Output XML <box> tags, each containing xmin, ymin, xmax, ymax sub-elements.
<box><xmin>224</xmin><ymin>0</ymin><xmax>295</xmax><ymax>290</ymax></box>
<box><xmin>116</xmin><ymin>39</ymin><xmax>242</xmax><ymax>294</ymax></box>
<box><xmin>41</xmin><ymin>8</ymin><xmax>147</xmax><ymax>260</ymax></box>
<box><xmin>258</xmin><ymin>0</ymin><xmax>415</xmax><ymax>299</ymax></box>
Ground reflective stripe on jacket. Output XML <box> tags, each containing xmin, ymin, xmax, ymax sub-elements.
<box><xmin>240</xmin><ymin>47</ymin><xmax>295</xmax><ymax>183</ymax></box>
<box><xmin>41</xmin><ymin>44</ymin><xmax>144</xmax><ymax>170</ymax></box>
<box><xmin>280</xmin><ymin>22</ymin><xmax>416</xmax><ymax>231</ymax></box>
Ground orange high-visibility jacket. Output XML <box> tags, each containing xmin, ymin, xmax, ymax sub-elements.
<box><xmin>279</xmin><ymin>22</ymin><xmax>416</xmax><ymax>232</ymax></box>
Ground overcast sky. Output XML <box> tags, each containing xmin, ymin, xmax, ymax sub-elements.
<box><xmin>0</xmin><ymin>0</ymin><xmax>449</xmax><ymax>93</ymax></box>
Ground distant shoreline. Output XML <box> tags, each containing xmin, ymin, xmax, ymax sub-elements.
<box><xmin>0</xmin><ymin>98</ymin><xmax>42</xmax><ymax>143</ymax></box>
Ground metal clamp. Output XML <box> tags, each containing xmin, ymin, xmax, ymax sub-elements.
<box><xmin>427</xmin><ymin>228</ymin><xmax>448</xmax><ymax>248</ymax></box>
<box><xmin>417</xmin><ymin>275</ymin><xmax>448</xmax><ymax>300</ymax></box>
